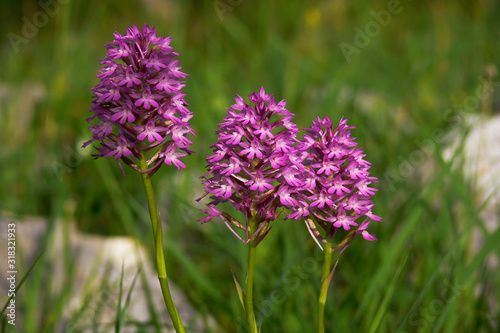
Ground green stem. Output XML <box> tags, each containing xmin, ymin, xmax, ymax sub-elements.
<box><xmin>245</xmin><ymin>220</ymin><xmax>259</xmax><ymax>333</ymax></box>
<box><xmin>138</xmin><ymin>156</ymin><xmax>185</xmax><ymax>333</ymax></box>
<box><xmin>318</xmin><ymin>238</ymin><xmax>333</xmax><ymax>333</ymax></box>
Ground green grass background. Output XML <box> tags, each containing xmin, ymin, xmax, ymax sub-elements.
<box><xmin>1</xmin><ymin>0</ymin><xmax>500</xmax><ymax>332</ymax></box>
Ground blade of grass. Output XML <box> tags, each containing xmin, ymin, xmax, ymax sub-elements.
<box><xmin>165</xmin><ymin>238</ymin><xmax>221</xmax><ymax>302</ymax></box>
<box><xmin>368</xmin><ymin>246</ymin><xmax>411</xmax><ymax>333</ymax></box>
<box><xmin>96</xmin><ymin>159</ymin><xmax>142</xmax><ymax>238</ymax></box>
<box><xmin>1</xmin><ymin>313</ymin><xmax>6</xmax><ymax>333</ymax></box>
<box><xmin>66</xmin><ymin>263</ymin><xmax>114</xmax><ymax>333</ymax></box>
<box><xmin>356</xmin><ymin>206</ymin><xmax>423</xmax><ymax>323</ymax></box>
<box><xmin>42</xmin><ymin>220</ymin><xmax>78</xmax><ymax>332</ymax></box>
<box><xmin>115</xmin><ymin>264</ymin><xmax>141</xmax><ymax>333</ymax></box>
<box><xmin>121</xmin><ymin>267</ymin><xmax>142</xmax><ymax>326</ymax></box>
<box><xmin>115</xmin><ymin>262</ymin><xmax>125</xmax><ymax>333</ymax></box>
<box><xmin>21</xmin><ymin>189</ymin><xmax>68</xmax><ymax>332</ymax></box>
<box><xmin>432</xmin><ymin>226</ymin><xmax>500</xmax><ymax>332</ymax></box>
<box><xmin>139</xmin><ymin>266</ymin><xmax>161</xmax><ymax>333</ymax></box>
<box><xmin>0</xmin><ymin>245</ymin><xmax>46</xmax><ymax>317</ymax></box>
<box><xmin>394</xmin><ymin>212</ymin><xmax>489</xmax><ymax>333</ymax></box>
<box><xmin>92</xmin><ymin>264</ymin><xmax>115</xmax><ymax>333</ymax></box>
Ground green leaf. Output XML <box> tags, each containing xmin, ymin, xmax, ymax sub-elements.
<box><xmin>231</xmin><ymin>270</ymin><xmax>246</xmax><ymax>311</ymax></box>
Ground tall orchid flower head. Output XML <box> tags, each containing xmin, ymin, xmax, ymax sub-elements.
<box><xmin>285</xmin><ymin>116</ymin><xmax>381</xmax><ymax>251</ymax></box>
<box><xmin>83</xmin><ymin>24</ymin><xmax>194</xmax><ymax>176</ymax></box>
<box><xmin>197</xmin><ymin>87</ymin><xmax>300</xmax><ymax>244</ymax></box>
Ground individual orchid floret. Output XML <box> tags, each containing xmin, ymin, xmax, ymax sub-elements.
<box><xmin>83</xmin><ymin>24</ymin><xmax>194</xmax><ymax>176</ymax></box>
<box><xmin>197</xmin><ymin>87</ymin><xmax>300</xmax><ymax>244</ymax></box>
<box><xmin>285</xmin><ymin>116</ymin><xmax>381</xmax><ymax>251</ymax></box>
<box><xmin>357</xmin><ymin>220</ymin><xmax>378</xmax><ymax>241</ymax></box>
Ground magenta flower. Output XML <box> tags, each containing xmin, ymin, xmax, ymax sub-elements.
<box><xmin>197</xmin><ymin>87</ymin><xmax>300</xmax><ymax>244</ymax></box>
<box><xmin>160</xmin><ymin>144</ymin><xmax>187</xmax><ymax>170</ymax></box>
<box><xmin>136</xmin><ymin>120</ymin><xmax>166</xmax><ymax>142</ymax></box>
<box><xmin>357</xmin><ymin>221</ymin><xmax>378</xmax><ymax>241</ymax></box>
<box><xmin>284</xmin><ymin>116</ymin><xmax>381</xmax><ymax>250</ymax></box>
<box><xmin>83</xmin><ymin>24</ymin><xmax>194</xmax><ymax>176</ymax></box>
<box><xmin>328</xmin><ymin>175</ymin><xmax>351</xmax><ymax>196</ymax></box>
<box><xmin>277</xmin><ymin>185</ymin><xmax>298</xmax><ymax>206</ymax></box>
<box><xmin>131</xmin><ymin>86</ymin><xmax>162</xmax><ymax>109</ymax></box>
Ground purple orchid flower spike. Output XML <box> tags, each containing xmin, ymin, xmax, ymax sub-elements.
<box><xmin>197</xmin><ymin>87</ymin><xmax>300</xmax><ymax>245</ymax></box>
<box><xmin>286</xmin><ymin>116</ymin><xmax>381</xmax><ymax>333</ymax></box>
<box><xmin>83</xmin><ymin>24</ymin><xmax>194</xmax><ymax>177</ymax></box>
<box><xmin>84</xmin><ymin>25</ymin><xmax>190</xmax><ymax>332</ymax></box>
<box><xmin>284</xmin><ymin>116</ymin><xmax>381</xmax><ymax>252</ymax></box>
<box><xmin>198</xmin><ymin>87</ymin><xmax>302</xmax><ymax>332</ymax></box>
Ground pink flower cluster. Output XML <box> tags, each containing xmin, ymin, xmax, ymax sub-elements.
<box><xmin>198</xmin><ymin>89</ymin><xmax>381</xmax><ymax>246</ymax></box>
<box><xmin>286</xmin><ymin>116</ymin><xmax>381</xmax><ymax>248</ymax></box>
<box><xmin>84</xmin><ymin>24</ymin><xmax>194</xmax><ymax>175</ymax></box>
<box><xmin>197</xmin><ymin>87</ymin><xmax>300</xmax><ymax>243</ymax></box>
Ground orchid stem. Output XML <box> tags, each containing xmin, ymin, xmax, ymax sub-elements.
<box><xmin>245</xmin><ymin>219</ymin><xmax>259</xmax><ymax>333</ymax></box>
<box><xmin>139</xmin><ymin>156</ymin><xmax>185</xmax><ymax>333</ymax></box>
<box><xmin>318</xmin><ymin>237</ymin><xmax>333</xmax><ymax>333</ymax></box>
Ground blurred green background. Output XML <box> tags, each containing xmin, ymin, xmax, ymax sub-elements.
<box><xmin>1</xmin><ymin>0</ymin><xmax>500</xmax><ymax>332</ymax></box>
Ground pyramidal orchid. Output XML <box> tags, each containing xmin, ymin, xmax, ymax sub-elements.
<box><xmin>286</xmin><ymin>116</ymin><xmax>380</xmax><ymax>247</ymax></box>
<box><xmin>83</xmin><ymin>24</ymin><xmax>191</xmax><ymax>333</ymax></box>
<box><xmin>285</xmin><ymin>115</ymin><xmax>381</xmax><ymax>333</ymax></box>
<box><xmin>197</xmin><ymin>87</ymin><xmax>300</xmax><ymax>332</ymax></box>
<box><xmin>198</xmin><ymin>87</ymin><xmax>299</xmax><ymax>244</ymax></box>
<box><xmin>84</xmin><ymin>24</ymin><xmax>194</xmax><ymax>178</ymax></box>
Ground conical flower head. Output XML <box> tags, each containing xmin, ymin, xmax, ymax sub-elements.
<box><xmin>286</xmin><ymin>116</ymin><xmax>381</xmax><ymax>249</ymax></box>
<box><xmin>198</xmin><ymin>87</ymin><xmax>300</xmax><ymax>244</ymax></box>
<box><xmin>84</xmin><ymin>24</ymin><xmax>194</xmax><ymax>176</ymax></box>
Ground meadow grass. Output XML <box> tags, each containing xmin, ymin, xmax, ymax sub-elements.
<box><xmin>1</xmin><ymin>0</ymin><xmax>499</xmax><ymax>332</ymax></box>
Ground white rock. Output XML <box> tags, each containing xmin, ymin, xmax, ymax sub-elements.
<box><xmin>444</xmin><ymin>114</ymin><xmax>500</xmax><ymax>263</ymax></box>
<box><xmin>0</xmin><ymin>217</ymin><xmax>213</xmax><ymax>332</ymax></box>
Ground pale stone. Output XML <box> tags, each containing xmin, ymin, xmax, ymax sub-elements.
<box><xmin>0</xmin><ymin>216</ymin><xmax>215</xmax><ymax>332</ymax></box>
